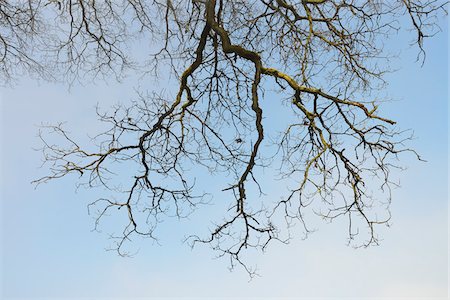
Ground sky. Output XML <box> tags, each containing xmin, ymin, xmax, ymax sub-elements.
<box><xmin>0</xmin><ymin>12</ymin><xmax>448</xmax><ymax>300</ymax></box>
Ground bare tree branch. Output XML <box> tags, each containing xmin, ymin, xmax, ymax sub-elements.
<box><xmin>9</xmin><ymin>0</ymin><xmax>445</xmax><ymax>275</ymax></box>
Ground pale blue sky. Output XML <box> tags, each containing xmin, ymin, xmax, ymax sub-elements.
<box><xmin>0</xmin><ymin>14</ymin><xmax>448</xmax><ymax>299</ymax></box>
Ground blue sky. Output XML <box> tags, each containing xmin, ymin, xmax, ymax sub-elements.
<box><xmin>0</xmin><ymin>14</ymin><xmax>448</xmax><ymax>300</ymax></box>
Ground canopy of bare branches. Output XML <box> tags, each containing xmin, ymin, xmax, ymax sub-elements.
<box><xmin>2</xmin><ymin>0</ymin><xmax>445</xmax><ymax>274</ymax></box>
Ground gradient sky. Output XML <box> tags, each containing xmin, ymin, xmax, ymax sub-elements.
<box><xmin>0</xmin><ymin>13</ymin><xmax>448</xmax><ymax>300</ymax></box>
